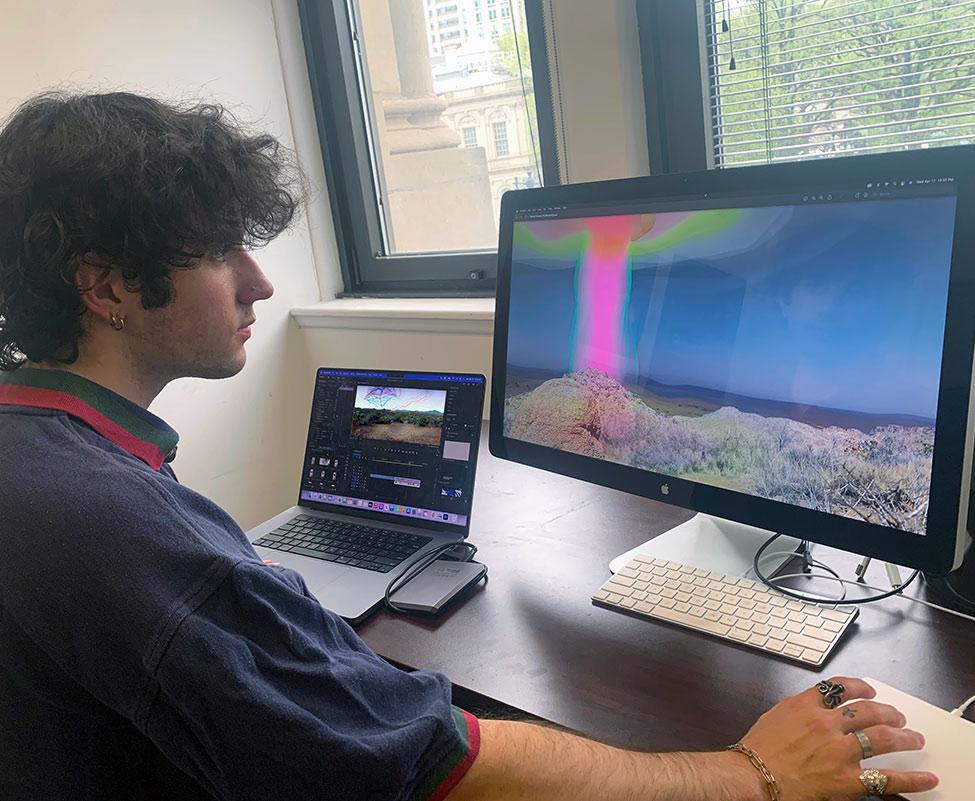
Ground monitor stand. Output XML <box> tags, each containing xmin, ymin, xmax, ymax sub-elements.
<box><xmin>609</xmin><ymin>513</ymin><xmax>801</xmax><ymax>578</ymax></box>
<box><xmin>924</xmin><ymin>540</ymin><xmax>975</xmax><ymax>615</ymax></box>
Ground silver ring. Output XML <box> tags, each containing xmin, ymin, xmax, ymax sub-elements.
<box><xmin>816</xmin><ymin>679</ymin><xmax>845</xmax><ymax>709</ymax></box>
<box><xmin>854</xmin><ymin>729</ymin><xmax>874</xmax><ymax>760</ymax></box>
<box><xmin>859</xmin><ymin>768</ymin><xmax>888</xmax><ymax>795</ymax></box>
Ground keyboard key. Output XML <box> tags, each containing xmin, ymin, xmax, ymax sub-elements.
<box><xmin>655</xmin><ymin>606</ymin><xmax>730</xmax><ymax>636</ymax></box>
<box><xmin>766</xmin><ymin>638</ymin><xmax>786</xmax><ymax>652</ymax></box>
<box><xmin>784</xmin><ymin>631</ymin><xmax>828</xmax><ymax>653</ymax></box>
<box><xmin>803</xmin><ymin>627</ymin><xmax>836</xmax><ymax>644</ymax></box>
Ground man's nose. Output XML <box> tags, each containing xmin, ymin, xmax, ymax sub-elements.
<box><xmin>237</xmin><ymin>251</ymin><xmax>274</xmax><ymax>303</ymax></box>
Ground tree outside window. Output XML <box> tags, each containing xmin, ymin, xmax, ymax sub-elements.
<box><xmin>709</xmin><ymin>0</ymin><xmax>975</xmax><ymax>166</ymax></box>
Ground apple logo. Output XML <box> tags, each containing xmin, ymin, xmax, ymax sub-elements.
<box><xmin>661</xmin><ymin>484</ymin><xmax>670</xmax><ymax>496</ymax></box>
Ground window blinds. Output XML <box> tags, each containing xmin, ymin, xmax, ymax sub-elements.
<box><xmin>705</xmin><ymin>0</ymin><xmax>975</xmax><ymax>166</ymax></box>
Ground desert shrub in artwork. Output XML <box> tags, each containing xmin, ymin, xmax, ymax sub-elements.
<box><xmin>505</xmin><ymin>370</ymin><xmax>933</xmax><ymax>534</ymax></box>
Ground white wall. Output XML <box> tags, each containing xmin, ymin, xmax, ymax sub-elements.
<box><xmin>1</xmin><ymin>0</ymin><xmax>329</xmax><ymax>529</ymax></box>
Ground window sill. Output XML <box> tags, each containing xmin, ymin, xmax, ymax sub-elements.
<box><xmin>291</xmin><ymin>298</ymin><xmax>496</xmax><ymax>334</ymax></box>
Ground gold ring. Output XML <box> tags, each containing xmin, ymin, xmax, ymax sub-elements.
<box><xmin>859</xmin><ymin>768</ymin><xmax>888</xmax><ymax>795</ymax></box>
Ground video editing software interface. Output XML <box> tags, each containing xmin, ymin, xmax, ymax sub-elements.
<box><xmin>299</xmin><ymin>370</ymin><xmax>484</xmax><ymax>528</ymax></box>
<box><xmin>503</xmin><ymin>175</ymin><xmax>959</xmax><ymax>538</ymax></box>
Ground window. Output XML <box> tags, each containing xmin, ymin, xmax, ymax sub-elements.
<box><xmin>492</xmin><ymin>120</ymin><xmax>510</xmax><ymax>156</ymax></box>
<box><xmin>489</xmin><ymin>9</ymin><xmax>497</xmax><ymax>20</ymax></box>
<box><xmin>707</xmin><ymin>0</ymin><xmax>975</xmax><ymax>167</ymax></box>
<box><xmin>298</xmin><ymin>0</ymin><xmax>547</xmax><ymax>294</ymax></box>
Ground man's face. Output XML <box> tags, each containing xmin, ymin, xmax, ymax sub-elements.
<box><xmin>126</xmin><ymin>249</ymin><xmax>274</xmax><ymax>383</ymax></box>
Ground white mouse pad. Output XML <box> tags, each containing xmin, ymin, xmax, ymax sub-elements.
<box><xmin>859</xmin><ymin>677</ymin><xmax>971</xmax><ymax>800</ymax></box>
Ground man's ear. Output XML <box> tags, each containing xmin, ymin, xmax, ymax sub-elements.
<box><xmin>75</xmin><ymin>253</ymin><xmax>125</xmax><ymax>325</ymax></box>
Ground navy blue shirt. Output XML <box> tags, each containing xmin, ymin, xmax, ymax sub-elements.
<box><xmin>0</xmin><ymin>368</ymin><xmax>479</xmax><ymax>801</ymax></box>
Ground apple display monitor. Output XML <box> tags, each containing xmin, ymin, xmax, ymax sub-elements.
<box><xmin>489</xmin><ymin>146</ymin><xmax>975</xmax><ymax>607</ymax></box>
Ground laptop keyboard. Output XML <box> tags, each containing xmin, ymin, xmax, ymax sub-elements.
<box><xmin>253</xmin><ymin>514</ymin><xmax>432</xmax><ymax>573</ymax></box>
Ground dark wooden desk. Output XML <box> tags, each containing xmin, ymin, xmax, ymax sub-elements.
<box><xmin>357</xmin><ymin>433</ymin><xmax>975</xmax><ymax>752</ymax></box>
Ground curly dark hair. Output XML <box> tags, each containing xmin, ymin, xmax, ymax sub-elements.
<box><xmin>0</xmin><ymin>91</ymin><xmax>302</xmax><ymax>370</ymax></box>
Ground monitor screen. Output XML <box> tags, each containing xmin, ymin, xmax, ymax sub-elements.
<box><xmin>501</xmin><ymin>180</ymin><xmax>958</xmax><ymax>539</ymax></box>
<box><xmin>299</xmin><ymin>369</ymin><xmax>484</xmax><ymax>529</ymax></box>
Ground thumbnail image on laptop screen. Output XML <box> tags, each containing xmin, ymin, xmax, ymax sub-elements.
<box><xmin>300</xmin><ymin>370</ymin><xmax>484</xmax><ymax>527</ymax></box>
<box><xmin>502</xmin><ymin>190</ymin><xmax>958</xmax><ymax>536</ymax></box>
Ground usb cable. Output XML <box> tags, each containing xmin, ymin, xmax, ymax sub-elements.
<box><xmin>951</xmin><ymin>693</ymin><xmax>975</xmax><ymax>719</ymax></box>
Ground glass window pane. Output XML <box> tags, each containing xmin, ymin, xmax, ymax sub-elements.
<box><xmin>353</xmin><ymin>0</ymin><xmax>541</xmax><ymax>254</ymax></box>
<box><xmin>707</xmin><ymin>0</ymin><xmax>975</xmax><ymax>167</ymax></box>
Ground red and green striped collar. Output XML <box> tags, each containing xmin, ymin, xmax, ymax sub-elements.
<box><xmin>0</xmin><ymin>368</ymin><xmax>178</xmax><ymax>471</ymax></box>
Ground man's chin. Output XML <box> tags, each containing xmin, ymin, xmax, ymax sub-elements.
<box><xmin>193</xmin><ymin>354</ymin><xmax>247</xmax><ymax>380</ymax></box>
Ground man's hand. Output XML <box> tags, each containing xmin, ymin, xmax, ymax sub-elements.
<box><xmin>446</xmin><ymin>676</ymin><xmax>939</xmax><ymax>801</ymax></box>
<box><xmin>740</xmin><ymin>676</ymin><xmax>938</xmax><ymax>800</ymax></box>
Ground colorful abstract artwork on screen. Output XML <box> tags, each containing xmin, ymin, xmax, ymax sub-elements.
<box><xmin>503</xmin><ymin>199</ymin><xmax>957</xmax><ymax>535</ymax></box>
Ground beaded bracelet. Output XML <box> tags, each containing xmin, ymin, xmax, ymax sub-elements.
<box><xmin>726</xmin><ymin>743</ymin><xmax>781</xmax><ymax>801</ymax></box>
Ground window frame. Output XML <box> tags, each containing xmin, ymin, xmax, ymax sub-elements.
<box><xmin>636</xmin><ymin>0</ymin><xmax>714</xmax><ymax>175</ymax></box>
<box><xmin>297</xmin><ymin>0</ymin><xmax>556</xmax><ymax>297</ymax></box>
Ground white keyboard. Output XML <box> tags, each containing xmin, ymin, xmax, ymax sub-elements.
<box><xmin>592</xmin><ymin>554</ymin><xmax>858</xmax><ymax>667</ymax></box>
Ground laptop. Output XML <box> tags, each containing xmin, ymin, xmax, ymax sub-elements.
<box><xmin>246</xmin><ymin>368</ymin><xmax>485</xmax><ymax>624</ymax></box>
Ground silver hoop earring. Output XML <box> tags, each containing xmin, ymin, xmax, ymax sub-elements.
<box><xmin>109</xmin><ymin>313</ymin><xmax>126</xmax><ymax>332</ymax></box>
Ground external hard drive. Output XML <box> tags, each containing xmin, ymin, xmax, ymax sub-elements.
<box><xmin>388</xmin><ymin>559</ymin><xmax>487</xmax><ymax>613</ymax></box>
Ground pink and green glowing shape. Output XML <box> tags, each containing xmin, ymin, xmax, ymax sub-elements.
<box><xmin>514</xmin><ymin>209</ymin><xmax>743</xmax><ymax>380</ymax></box>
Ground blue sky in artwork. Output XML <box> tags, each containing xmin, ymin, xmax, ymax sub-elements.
<box><xmin>506</xmin><ymin>196</ymin><xmax>957</xmax><ymax>419</ymax></box>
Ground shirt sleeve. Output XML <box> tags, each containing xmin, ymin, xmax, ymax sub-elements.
<box><xmin>141</xmin><ymin>560</ymin><xmax>480</xmax><ymax>801</ymax></box>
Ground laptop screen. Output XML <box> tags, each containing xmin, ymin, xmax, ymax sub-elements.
<box><xmin>298</xmin><ymin>369</ymin><xmax>485</xmax><ymax>529</ymax></box>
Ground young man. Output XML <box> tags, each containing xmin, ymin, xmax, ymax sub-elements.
<box><xmin>0</xmin><ymin>92</ymin><xmax>937</xmax><ymax>801</ymax></box>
